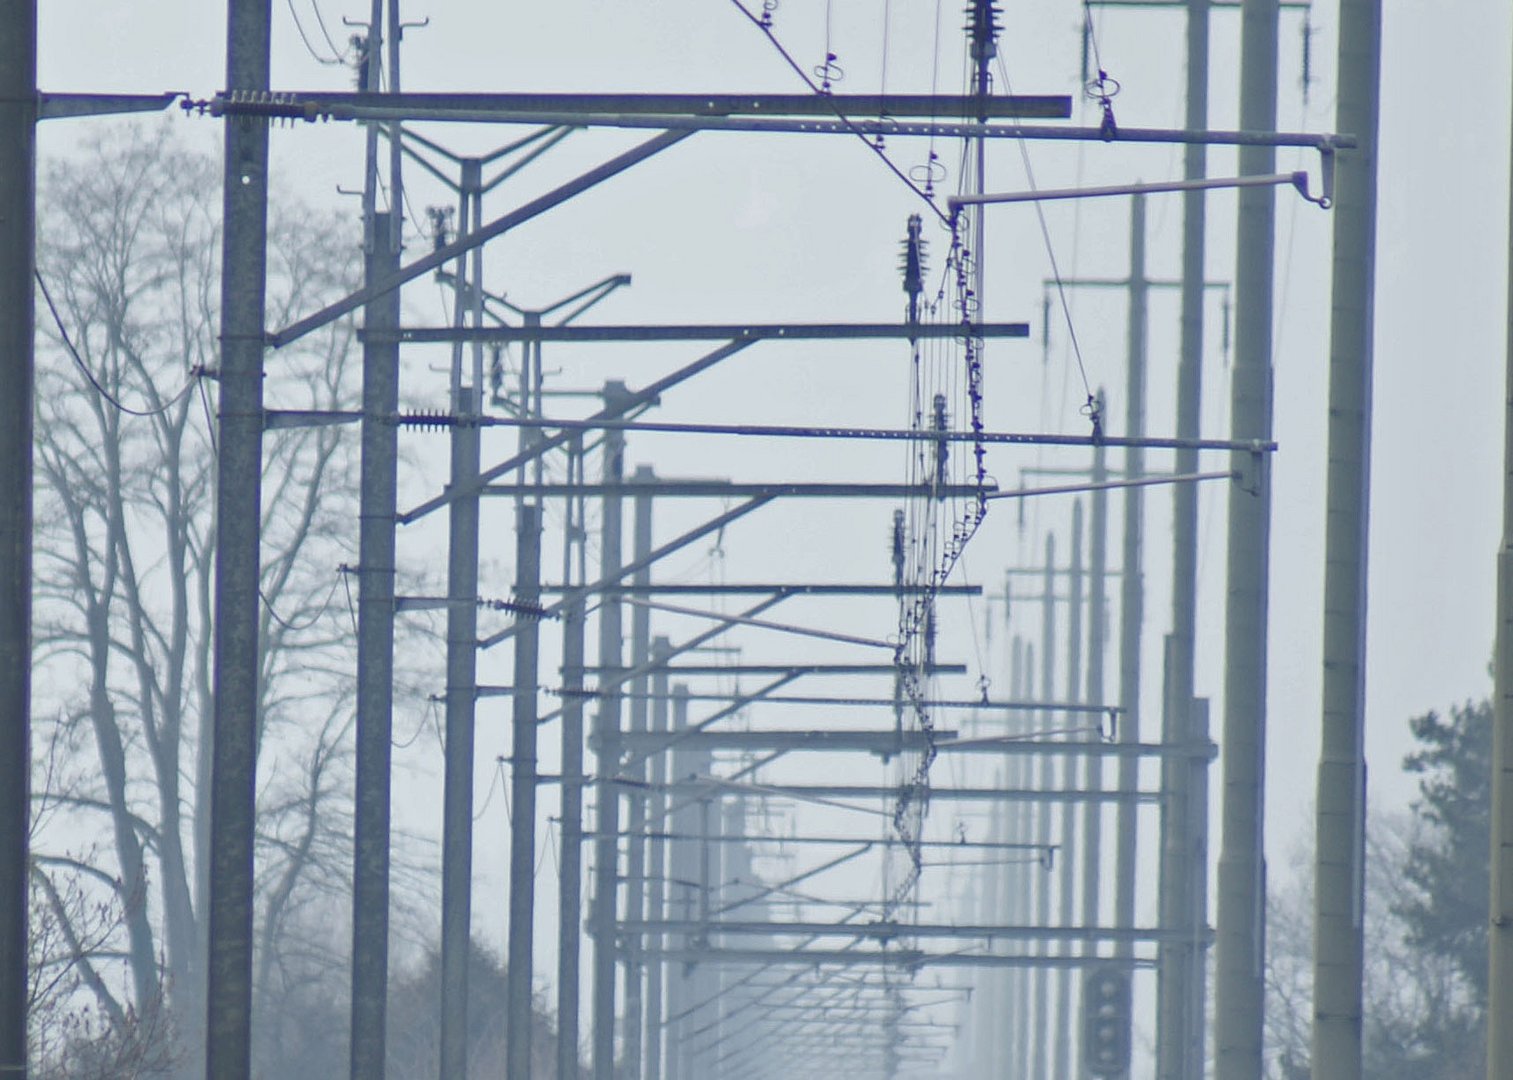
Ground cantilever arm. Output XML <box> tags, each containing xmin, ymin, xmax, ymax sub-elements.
<box><xmin>267</xmin><ymin>129</ymin><xmax>689</xmax><ymax>348</ymax></box>
<box><xmin>951</xmin><ymin>169</ymin><xmax>1334</xmax><ymax>210</ymax></box>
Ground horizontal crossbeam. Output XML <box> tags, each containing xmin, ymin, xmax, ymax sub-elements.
<box><xmin>476</xmin><ymin>423</ymin><xmax>1276</xmax><ymax>452</ymax></box>
<box><xmin>556</xmin><ymin>689</ymin><xmax>1114</xmax><ymax>714</ymax></box>
<box><xmin>615</xmin><ymin>730</ymin><xmax>955</xmax><ymax>754</ymax></box>
<box><xmin>581</xmin><ymin>663</ymin><xmax>967</xmax><ymax>676</ymax></box>
<box><xmin>646</xmin><ymin>946</ymin><xmax>1155</xmax><ymax>970</ymax></box>
<box><xmin>485</xmin><ymin>482</ymin><xmax>993</xmax><ymax>499</ymax></box>
<box><xmin>537</xmin><ymin>583</ymin><xmax>982</xmax><ymax>596</ymax></box>
<box><xmin>372</xmin><ymin>321</ymin><xmax>1029</xmax><ymax>343</ymax></box>
<box><xmin>635</xmin><ymin>780</ymin><xmax>1158</xmax><ymax>804</ymax></box>
<box><xmin>235</xmin><ymin>92</ymin><xmax>1351</xmax><ymax>154</ymax></box>
<box><xmin>626</xmin><ymin>919</ymin><xmax>1206</xmax><ymax>946</ymax></box>
<box><xmin>215</xmin><ymin>90</ymin><xmax>1073</xmax><ymax>119</ymax></box>
<box><xmin>584</xmin><ymin>831</ymin><xmax>1051</xmax><ymax>853</ymax></box>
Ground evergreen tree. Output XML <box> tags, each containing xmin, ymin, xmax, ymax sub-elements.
<box><xmin>1376</xmin><ymin>697</ymin><xmax>1491</xmax><ymax>1078</ymax></box>
<box><xmin>1399</xmin><ymin>699</ymin><xmax>1491</xmax><ymax>1007</ymax></box>
<box><xmin>1263</xmin><ymin>697</ymin><xmax>1491</xmax><ymax>1079</ymax></box>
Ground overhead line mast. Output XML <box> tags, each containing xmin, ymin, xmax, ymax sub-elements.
<box><xmin>0</xmin><ymin>0</ymin><xmax>33</xmax><ymax>1073</ymax></box>
<box><xmin>350</xmin><ymin>2</ymin><xmax>402</xmax><ymax>1077</ymax></box>
<box><xmin>206</xmin><ymin>1</ymin><xmax>272</xmax><ymax>1077</ymax></box>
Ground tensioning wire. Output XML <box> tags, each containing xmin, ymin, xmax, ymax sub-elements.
<box><xmin>285</xmin><ymin>0</ymin><xmax>347</xmax><ymax>66</ymax></box>
<box><xmin>995</xmin><ymin>54</ymin><xmax>1096</xmax><ymax>413</ymax></box>
<box><xmin>725</xmin><ymin>0</ymin><xmax>951</xmax><ymax>224</ymax></box>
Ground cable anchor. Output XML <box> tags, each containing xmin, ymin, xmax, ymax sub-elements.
<box><xmin>1085</xmin><ymin>69</ymin><xmax>1121</xmax><ymax>141</ymax></box>
<box><xmin>1082</xmin><ymin>392</ymin><xmax>1103</xmax><ymax>443</ymax></box>
<box><xmin>814</xmin><ymin>53</ymin><xmax>843</xmax><ymax>93</ymax></box>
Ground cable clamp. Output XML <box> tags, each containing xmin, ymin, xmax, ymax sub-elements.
<box><xmin>814</xmin><ymin>53</ymin><xmax>844</xmax><ymax>93</ymax></box>
<box><xmin>1081</xmin><ymin>393</ymin><xmax>1104</xmax><ymax>443</ymax></box>
<box><xmin>1085</xmin><ymin>69</ymin><xmax>1121</xmax><ymax>141</ymax></box>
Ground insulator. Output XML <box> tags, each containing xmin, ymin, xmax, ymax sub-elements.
<box><xmin>1301</xmin><ymin>20</ymin><xmax>1314</xmax><ymax>105</ymax></box>
<box><xmin>900</xmin><ymin>214</ymin><xmax>927</xmax><ymax>324</ymax></box>
<box><xmin>353</xmin><ymin>34</ymin><xmax>372</xmax><ymax>92</ymax></box>
<box><xmin>211</xmin><ymin>90</ymin><xmax>324</xmax><ymax>122</ymax></box>
<box><xmin>891</xmin><ymin>509</ymin><xmax>906</xmax><ymax>572</ymax></box>
<box><xmin>426</xmin><ymin>206</ymin><xmax>453</xmax><ymax>251</ymax></box>
<box><xmin>396</xmin><ymin>409</ymin><xmax>455</xmax><ymax>432</ymax></box>
<box><xmin>482</xmin><ymin>595</ymin><xmax>554</xmax><ymax>621</ymax></box>
<box><xmin>964</xmin><ymin>1</ymin><xmax>1003</xmax><ymax>62</ymax></box>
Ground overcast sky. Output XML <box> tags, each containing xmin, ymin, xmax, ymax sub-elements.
<box><xmin>33</xmin><ymin>0</ymin><xmax>1513</xmax><ymax>1072</ymax></box>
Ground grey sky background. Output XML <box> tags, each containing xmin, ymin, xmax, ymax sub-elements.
<box><xmin>32</xmin><ymin>0</ymin><xmax>1513</xmax><ymax>1070</ymax></box>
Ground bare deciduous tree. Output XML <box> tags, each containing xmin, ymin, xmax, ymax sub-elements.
<box><xmin>30</xmin><ymin>125</ymin><xmax>365</xmax><ymax>1076</ymax></box>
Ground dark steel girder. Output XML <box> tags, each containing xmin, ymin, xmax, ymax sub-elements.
<box><xmin>215</xmin><ymin>93</ymin><xmax>1352</xmax><ymax>156</ymax></box>
<box><xmin>615</xmin><ymin>729</ymin><xmax>955</xmax><ymax>753</ymax></box>
<box><xmin>584</xmin><ymin>663</ymin><xmax>967</xmax><ymax>676</ymax></box>
<box><xmin>374</xmin><ymin>320</ymin><xmax>1029</xmax><ymax>343</ymax></box>
<box><xmin>638</xmin><ymin>780</ymin><xmax>1159</xmax><ymax>804</ymax></box>
<box><xmin>588</xmin><ymin>831</ymin><xmax>1050</xmax><ymax>853</ymax></box>
<box><xmin>627</xmin><ymin>918</ymin><xmax>1207</xmax><ymax>946</ymax></box>
<box><xmin>538</xmin><ymin>582</ymin><xmax>982</xmax><ymax>596</ymax></box>
<box><xmin>564</xmin><ymin>688</ymin><xmax>1115</xmax><ymax>715</ymax></box>
<box><xmin>648</xmin><ymin>945</ymin><xmax>1155</xmax><ymax>970</ymax></box>
<box><xmin>485</xmin><ymin>482</ymin><xmax>992</xmax><ymax>499</ymax></box>
<box><xmin>611</xmin><ymin>724</ymin><xmax>1208</xmax><ymax>761</ymax></box>
<box><xmin>216</xmin><ymin>90</ymin><xmax>1073</xmax><ymax>119</ymax></box>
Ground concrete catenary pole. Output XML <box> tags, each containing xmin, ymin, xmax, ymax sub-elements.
<box><xmin>623</xmin><ymin>467</ymin><xmax>656</xmax><ymax>1079</ymax></box>
<box><xmin>1161</xmin><ymin>2</ymin><xmax>1211</xmax><ymax>1077</ymax></box>
<box><xmin>506</xmin><ymin>289</ymin><xmax>545</xmax><ymax>1079</ymax></box>
<box><xmin>352</xmin><ymin>8</ymin><xmax>405</xmax><ymax>1073</ymax></box>
<box><xmin>506</xmin><ymin>502</ymin><xmax>543</xmax><ymax>1080</ymax></box>
<box><xmin>1215</xmin><ymin>1</ymin><xmax>1279</xmax><ymax>1076</ymax></box>
<box><xmin>1311</xmin><ymin>2</ymin><xmax>1381</xmax><ymax>1077</ymax></box>
<box><xmin>1158</xmin><ymin>192</ymin><xmax>1196</xmax><ymax>1080</ymax></box>
<box><xmin>592</xmin><ymin>387</ymin><xmax>629</xmax><ymax>1080</ymax></box>
<box><xmin>972</xmin><ymin>618</ymin><xmax>1015</xmax><ymax>1076</ymax></box>
<box><xmin>1018</xmin><ymin>637</ymin><xmax>1038</xmax><ymax>1078</ymax></box>
<box><xmin>0</xmin><ymin>1</ymin><xmax>34</xmax><ymax>1073</ymax></box>
<box><xmin>558</xmin><ymin>438</ymin><xmax>590</xmax><ymax>1079</ymax></box>
<box><xmin>644</xmin><ymin>637</ymin><xmax>673</xmax><ymax>1080</ymax></box>
<box><xmin>350</xmin><ymin>206</ymin><xmax>400</xmax><ymax>1080</ymax></box>
<box><xmin>1033</xmin><ymin>533</ymin><xmax>1057</xmax><ymax>1079</ymax></box>
<box><xmin>975</xmin><ymin>761</ymin><xmax>1006</xmax><ymax>1077</ymax></box>
<box><xmin>1116</xmin><ymin>199</ymin><xmax>1148</xmax><ymax>1006</ymax></box>
<box><xmin>1083</xmin><ymin>439</ymin><xmax>1110</xmax><ymax>1041</ymax></box>
<box><xmin>666</xmin><ymin>685</ymin><xmax>696</xmax><ymax>1080</ymax></box>
<box><xmin>206</xmin><ymin>3</ymin><xmax>272</xmax><ymax>1077</ymax></box>
<box><xmin>439</xmin><ymin>161</ymin><xmax>484</xmax><ymax>1080</ymax></box>
<box><xmin>1009</xmin><ymin>633</ymin><xmax>1031</xmax><ymax>1077</ymax></box>
<box><xmin>1054</xmin><ymin>502</ymin><xmax>1086</xmax><ymax>1080</ymax></box>
<box><xmin>1490</xmin><ymin>9</ymin><xmax>1513</xmax><ymax>1072</ymax></box>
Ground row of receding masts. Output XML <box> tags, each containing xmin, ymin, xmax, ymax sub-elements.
<box><xmin>417</xmin><ymin>6</ymin><xmax>1208</xmax><ymax>1080</ymax></box>
<box><xmin>965</xmin><ymin>155</ymin><xmax>1232</xmax><ymax>1079</ymax></box>
<box><xmin>0</xmin><ymin>4</ymin><xmax>1367</xmax><ymax>1080</ymax></box>
<box><xmin>959</xmin><ymin>186</ymin><xmax>1138</xmax><ymax>1080</ymax></box>
<box><xmin>597</xmin><ymin>467</ymin><xmax>999</xmax><ymax>1080</ymax></box>
<box><xmin>967</xmin><ymin>480</ymin><xmax>1122</xmax><ymax>1080</ymax></box>
<box><xmin>182</xmin><ymin>2</ymin><xmax>1354</xmax><ymax>1079</ymax></box>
